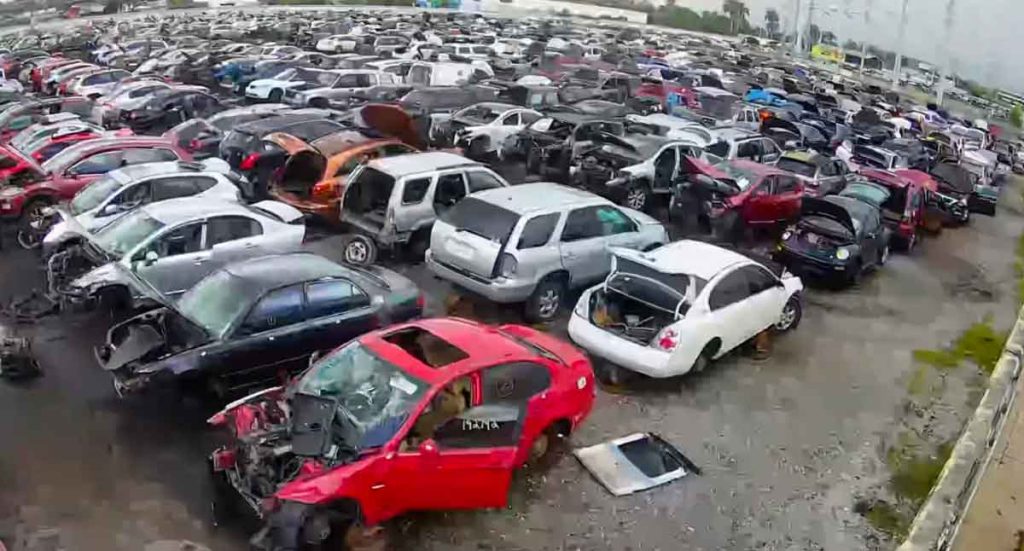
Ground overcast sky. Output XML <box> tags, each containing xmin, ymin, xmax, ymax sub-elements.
<box><xmin>675</xmin><ymin>0</ymin><xmax>1020</xmax><ymax>92</ymax></box>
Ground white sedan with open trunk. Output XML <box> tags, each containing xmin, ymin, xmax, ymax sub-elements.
<box><xmin>568</xmin><ymin>240</ymin><xmax>804</xmax><ymax>379</ymax></box>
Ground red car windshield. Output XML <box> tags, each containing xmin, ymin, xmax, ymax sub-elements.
<box><xmin>293</xmin><ymin>341</ymin><xmax>429</xmax><ymax>448</ymax></box>
<box><xmin>713</xmin><ymin>161</ymin><xmax>759</xmax><ymax>191</ymax></box>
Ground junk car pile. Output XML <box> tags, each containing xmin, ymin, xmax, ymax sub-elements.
<box><xmin>0</xmin><ymin>8</ymin><xmax>1015</xmax><ymax>549</ymax></box>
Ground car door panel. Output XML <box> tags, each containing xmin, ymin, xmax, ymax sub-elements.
<box><xmin>133</xmin><ymin>221</ymin><xmax>208</xmax><ymax>296</ymax></box>
<box><xmin>742</xmin><ymin>178</ymin><xmax>775</xmax><ymax>224</ymax></box>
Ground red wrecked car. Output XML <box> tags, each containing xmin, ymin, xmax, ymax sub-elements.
<box><xmin>0</xmin><ymin>136</ymin><xmax>189</xmax><ymax>230</ymax></box>
<box><xmin>673</xmin><ymin>157</ymin><xmax>804</xmax><ymax>240</ymax></box>
<box><xmin>845</xmin><ymin>168</ymin><xmax>949</xmax><ymax>251</ymax></box>
<box><xmin>208</xmin><ymin>318</ymin><xmax>595</xmax><ymax>548</ymax></box>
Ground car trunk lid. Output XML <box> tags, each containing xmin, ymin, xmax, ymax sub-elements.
<box><xmin>430</xmin><ymin>197</ymin><xmax>520</xmax><ymax>280</ymax></box>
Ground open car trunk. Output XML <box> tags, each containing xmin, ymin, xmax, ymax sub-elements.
<box><xmin>589</xmin><ymin>252</ymin><xmax>690</xmax><ymax>346</ymax></box>
<box><xmin>277</xmin><ymin>149</ymin><xmax>327</xmax><ymax>198</ymax></box>
<box><xmin>341</xmin><ymin>166</ymin><xmax>395</xmax><ymax>233</ymax></box>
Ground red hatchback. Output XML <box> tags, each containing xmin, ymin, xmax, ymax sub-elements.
<box><xmin>208</xmin><ymin>318</ymin><xmax>595</xmax><ymax>548</ymax></box>
<box><xmin>0</xmin><ymin>136</ymin><xmax>189</xmax><ymax>225</ymax></box>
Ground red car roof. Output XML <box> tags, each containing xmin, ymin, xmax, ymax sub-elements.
<box><xmin>360</xmin><ymin>318</ymin><xmax>540</xmax><ymax>386</ymax></box>
<box><xmin>861</xmin><ymin>167</ymin><xmax>914</xmax><ymax>189</ymax></box>
<box><xmin>893</xmin><ymin>168</ymin><xmax>939</xmax><ymax>191</ymax></box>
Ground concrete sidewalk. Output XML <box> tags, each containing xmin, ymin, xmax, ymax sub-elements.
<box><xmin>953</xmin><ymin>369</ymin><xmax>1024</xmax><ymax>551</ymax></box>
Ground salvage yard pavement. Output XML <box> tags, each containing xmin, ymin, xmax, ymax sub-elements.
<box><xmin>0</xmin><ymin>178</ymin><xmax>1021</xmax><ymax>550</ymax></box>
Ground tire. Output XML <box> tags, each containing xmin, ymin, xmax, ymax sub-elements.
<box><xmin>525</xmin><ymin>146</ymin><xmax>541</xmax><ymax>174</ymax></box>
<box><xmin>845</xmin><ymin>261</ymin><xmax>862</xmax><ymax>286</ymax></box>
<box><xmin>527</xmin><ymin>422</ymin><xmax>568</xmax><ymax>464</ymax></box>
<box><xmin>17</xmin><ymin>197</ymin><xmax>54</xmax><ymax>250</ymax></box>
<box><xmin>467</xmin><ymin>137</ymin><xmax>488</xmax><ymax>160</ymax></box>
<box><xmin>524</xmin><ymin>276</ymin><xmax>566</xmax><ymax>323</ymax></box>
<box><xmin>624</xmin><ymin>184</ymin><xmax>651</xmax><ymax>212</ymax></box>
<box><xmin>268</xmin><ymin>88</ymin><xmax>283</xmax><ymax>103</ymax></box>
<box><xmin>406</xmin><ymin>229</ymin><xmax>430</xmax><ymax>261</ymax></box>
<box><xmin>904</xmin><ymin>232</ymin><xmax>917</xmax><ymax>253</ymax></box>
<box><xmin>774</xmin><ymin>296</ymin><xmax>802</xmax><ymax>332</ymax></box>
<box><xmin>341</xmin><ymin>234</ymin><xmax>378</xmax><ymax>266</ymax></box>
<box><xmin>691</xmin><ymin>342</ymin><xmax>718</xmax><ymax>374</ymax></box>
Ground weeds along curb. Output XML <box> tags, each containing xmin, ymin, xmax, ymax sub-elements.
<box><xmin>897</xmin><ymin>309</ymin><xmax>1024</xmax><ymax>551</ymax></box>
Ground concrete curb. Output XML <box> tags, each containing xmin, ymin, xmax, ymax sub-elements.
<box><xmin>897</xmin><ymin>310</ymin><xmax>1024</xmax><ymax>551</ymax></box>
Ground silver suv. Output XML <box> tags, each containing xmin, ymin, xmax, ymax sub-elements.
<box><xmin>339</xmin><ymin>152</ymin><xmax>509</xmax><ymax>264</ymax></box>
<box><xmin>426</xmin><ymin>183</ymin><xmax>668</xmax><ymax>322</ymax></box>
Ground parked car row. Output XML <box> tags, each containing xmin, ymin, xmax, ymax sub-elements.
<box><xmin>0</xmin><ymin>8</ymin><xmax>1012</xmax><ymax>549</ymax></box>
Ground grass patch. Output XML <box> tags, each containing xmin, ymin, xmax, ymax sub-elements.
<box><xmin>911</xmin><ymin>318</ymin><xmax>1008</xmax><ymax>374</ymax></box>
<box><xmin>887</xmin><ymin>440</ymin><xmax>954</xmax><ymax>507</ymax></box>
<box><xmin>906</xmin><ymin>365</ymin><xmax>931</xmax><ymax>396</ymax></box>
<box><xmin>856</xmin><ymin>499</ymin><xmax>910</xmax><ymax>540</ymax></box>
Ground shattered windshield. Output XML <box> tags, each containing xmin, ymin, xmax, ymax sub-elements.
<box><xmin>713</xmin><ymin>161</ymin><xmax>758</xmax><ymax>191</ymax></box>
<box><xmin>93</xmin><ymin>210</ymin><xmax>164</xmax><ymax>258</ymax></box>
<box><xmin>295</xmin><ymin>341</ymin><xmax>429</xmax><ymax>448</ymax></box>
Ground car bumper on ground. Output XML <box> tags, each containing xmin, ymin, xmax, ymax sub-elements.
<box><xmin>566</xmin><ymin>313</ymin><xmax>678</xmax><ymax>377</ymax></box>
<box><xmin>425</xmin><ymin>249</ymin><xmax>536</xmax><ymax>303</ymax></box>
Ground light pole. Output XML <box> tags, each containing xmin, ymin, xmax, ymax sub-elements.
<box><xmin>859</xmin><ymin>0</ymin><xmax>872</xmax><ymax>77</ymax></box>
<box><xmin>935</xmin><ymin>0</ymin><xmax>957</xmax><ymax>105</ymax></box>
<box><xmin>890</xmin><ymin>0</ymin><xmax>910</xmax><ymax>89</ymax></box>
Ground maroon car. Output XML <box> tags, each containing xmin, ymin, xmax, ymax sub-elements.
<box><xmin>0</xmin><ymin>136</ymin><xmax>190</xmax><ymax>230</ymax></box>
<box><xmin>674</xmin><ymin>157</ymin><xmax>804</xmax><ymax>240</ymax></box>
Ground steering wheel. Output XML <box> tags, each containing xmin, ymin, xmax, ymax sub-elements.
<box><xmin>344</xmin><ymin>388</ymin><xmax>375</xmax><ymax>415</ymax></box>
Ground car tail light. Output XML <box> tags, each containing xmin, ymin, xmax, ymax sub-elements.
<box><xmin>311</xmin><ymin>179</ymin><xmax>337</xmax><ymax>199</ymax></box>
<box><xmin>653</xmin><ymin>328</ymin><xmax>678</xmax><ymax>351</ymax></box>
<box><xmin>498</xmin><ymin>253</ymin><xmax>518</xmax><ymax>277</ymax></box>
<box><xmin>239</xmin><ymin>152</ymin><xmax>260</xmax><ymax>171</ymax></box>
<box><xmin>415</xmin><ymin>293</ymin><xmax>425</xmax><ymax>311</ymax></box>
<box><xmin>210</xmin><ymin>448</ymin><xmax>236</xmax><ymax>471</ymax></box>
<box><xmin>188</xmin><ymin>139</ymin><xmax>202</xmax><ymax>151</ymax></box>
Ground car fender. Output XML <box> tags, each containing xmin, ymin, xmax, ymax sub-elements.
<box><xmin>274</xmin><ymin>458</ymin><xmax>383</xmax><ymax>522</ymax></box>
<box><xmin>665</xmin><ymin>318</ymin><xmax>717</xmax><ymax>369</ymax></box>
<box><xmin>71</xmin><ymin>262</ymin><xmax>133</xmax><ymax>297</ymax></box>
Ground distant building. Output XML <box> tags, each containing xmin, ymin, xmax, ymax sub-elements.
<box><xmin>997</xmin><ymin>90</ymin><xmax>1024</xmax><ymax>107</ymax></box>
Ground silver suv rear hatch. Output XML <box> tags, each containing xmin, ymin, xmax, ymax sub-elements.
<box><xmin>430</xmin><ymin>196</ymin><xmax>520</xmax><ymax>280</ymax></box>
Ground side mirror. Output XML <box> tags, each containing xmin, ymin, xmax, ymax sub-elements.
<box><xmin>100</xmin><ymin>204</ymin><xmax>121</xmax><ymax>216</ymax></box>
<box><xmin>418</xmin><ymin>438</ymin><xmax>439</xmax><ymax>456</ymax></box>
<box><xmin>143</xmin><ymin>250</ymin><xmax>159</xmax><ymax>265</ymax></box>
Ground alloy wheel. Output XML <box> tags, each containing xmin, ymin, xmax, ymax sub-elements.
<box><xmin>538</xmin><ymin>288</ymin><xmax>560</xmax><ymax>319</ymax></box>
<box><xmin>626</xmin><ymin>187</ymin><xmax>646</xmax><ymax>210</ymax></box>
<box><xmin>345</xmin><ymin>241</ymin><xmax>368</xmax><ymax>264</ymax></box>
<box><xmin>775</xmin><ymin>304</ymin><xmax>797</xmax><ymax>331</ymax></box>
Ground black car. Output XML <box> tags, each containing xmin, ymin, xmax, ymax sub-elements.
<box><xmin>96</xmin><ymin>253</ymin><xmax>423</xmax><ymax>396</ymax></box>
<box><xmin>163</xmin><ymin>105</ymin><xmax>291</xmax><ymax>159</ymax></box>
<box><xmin>777</xmin><ymin>196</ymin><xmax>890</xmax><ymax>286</ymax></box>
<box><xmin>121</xmin><ymin>88</ymin><xmax>225</xmax><ymax>134</ymax></box>
<box><xmin>931</xmin><ymin>161</ymin><xmax>997</xmax><ymax>216</ymax></box>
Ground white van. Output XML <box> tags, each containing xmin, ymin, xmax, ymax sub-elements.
<box><xmin>406</xmin><ymin>61</ymin><xmax>493</xmax><ymax>86</ymax></box>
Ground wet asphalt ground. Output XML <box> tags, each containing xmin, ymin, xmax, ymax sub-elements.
<box><xmin>2</xmin><ymin>173</ymin><xmax>1023</xmax><ymax>551</ymax></box>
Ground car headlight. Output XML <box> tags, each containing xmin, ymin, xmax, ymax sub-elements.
<box><xmin>781</xmin><ymin>230</ymin><xmax>792</xmax><ymax>241</ymax></box>
<box><xmin>835</xmin><ymin>247</ymin><xmax>851</xmax><ymax>260</ymax></box>
<box><xmin>0</xmin><ymin>187</ymin><xmax>20</xmax><ymax>198</ymax></box>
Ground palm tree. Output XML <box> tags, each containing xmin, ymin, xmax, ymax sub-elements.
<box><xmin>722</xmin><ymin>0</ymin><xmax>750</xmax><ymax>34</ymax></box>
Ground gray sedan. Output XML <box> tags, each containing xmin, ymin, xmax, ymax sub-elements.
<box><xmin>55</xmin><ymin>197</ymin><xmax>305</xmax><ymax>311</ymax></box>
